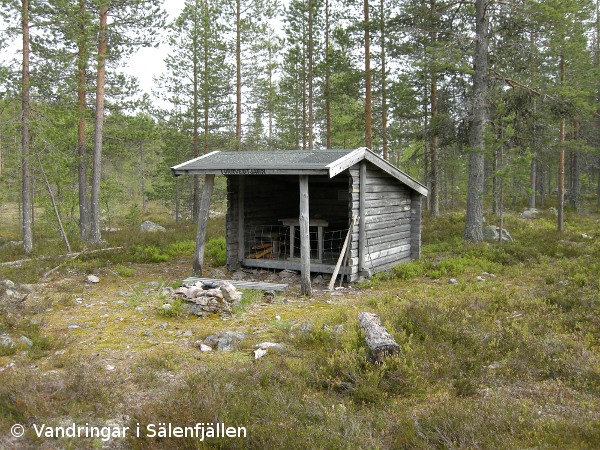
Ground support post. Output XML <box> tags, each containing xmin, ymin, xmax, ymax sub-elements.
<box><xmin>299</xmin><ymin>175</ymin><xmax>312</xmax><ymax>295</ymax></box>
<box><xmin>359</xmin><ymin>161</ymin><xmax>366</xmax><ymax>272</ymax></box>
<box><xmin>192</xmin><ymin>174</ymin><xmax>215</xmax><ymax>276</ymax></box>
<box><xmin>238</xmin><ymin>175</ymin><xmax>245</xmax><ymax>262</ymax></box>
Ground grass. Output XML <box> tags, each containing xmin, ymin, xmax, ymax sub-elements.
<box><xmin>0</xmin><ymin>205</ymin><xmax>599</xmax><ymax>449</ymax></box>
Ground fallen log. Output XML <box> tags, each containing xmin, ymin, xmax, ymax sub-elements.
<box><xmin>358</xmin><ymin>312</ymin><xmax>400</xmax><ymax>363</ymax></box>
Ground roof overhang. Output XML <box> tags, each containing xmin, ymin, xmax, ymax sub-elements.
<box><xmin>171</xmin><ymin>148</ymin><xmax>428</xmax><ymax>196</ymax></box>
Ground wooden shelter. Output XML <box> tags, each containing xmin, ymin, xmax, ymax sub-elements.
<box><xmin>171</xmin><ymin>148</ymin><xmax>428</xmax><ymax>295</ymax></box>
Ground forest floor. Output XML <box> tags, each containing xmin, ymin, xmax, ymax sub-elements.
<box><xmin>0</xmin><ymin>206</ymin><xmax>599</xmax><ymax>449</ymax></box>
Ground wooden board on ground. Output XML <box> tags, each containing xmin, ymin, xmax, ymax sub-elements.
<box><xmin>183</xmin><ymin>277</ymin><xmax>289</xmax><ymax>292</ymax></box>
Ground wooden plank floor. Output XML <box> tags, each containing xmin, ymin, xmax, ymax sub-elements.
<box><xmin>182</xmin><ymin>277</ymin><xmax>289</xmax><ymax>292</ymax></box>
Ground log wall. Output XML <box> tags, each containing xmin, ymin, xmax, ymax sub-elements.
<box><xmin>350</xmin><ymin>163</ymin><xmax>414</xmax><ymax>280</ymax></box>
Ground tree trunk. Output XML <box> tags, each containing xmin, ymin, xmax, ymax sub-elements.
<box><xmin>430</xmin><ymin>77</ymin><xmax>439</xmax><ymax>217</ymax></box>
<box><xmin>140</xmin><ymin>143</ymin><xmax>146</xmax><ymax>211</ymax></box>
<box><xmin>557</xmin><ymin>54</ymin><xmax>565</xmax><ymax>232</ymax></box>
<box><xmin>364</xmin><ymin>0</ymin><xmax>372</xmax><ymax>149</ymax></box>
<box><xmin>529</xmin><ymin>158</ymin><xmax>536</xmax><ymax>209</ymax></box>
<box><xmin>325</xmin><ymin>0</ymin><xmax>332</xmax><ymax>149</ymax></box>
<box><xmin>89</xmin><ymin>6</ymin><xmax>108</xmax><ymax>245</ymax></box>
<box><xmin>77</xmin><ymin>0</ymin><xmax>89</xmax><ymax>241</ymax></box>
<box><xmin>464</xmin><ymin>0</ymin><xmax>488</xmax><ymax>242</ymax></box>
<box><xmin>380</xmin><ymin>0</ymin><xmax>388</xmax><ymax>160</ymax></box>
<box><xmin>192</xmin><ymin>175</ymin><xmax>215</xmax><ymax>276</ymax></box>
<box><xmin>235</xmin><ymin>0</ymin><xmax>242</xmax><ymax>151</ymax></box>
<box><xmin>308</xmin><ymin>0</ymin><xmax>314</xmax><ymax>150</ymax></box>
<box><xmin>22</xmin><ymin>0</ymin><xmax>33</xmax><ymax>255</ymax></box>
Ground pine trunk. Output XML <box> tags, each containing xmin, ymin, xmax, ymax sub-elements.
<box><xmin>364</xmin><ymin>0</ymin><xmax>372</xmax><ymax>149</ymax></box>
<box><xmin>89</xmin><ymin>6</ymin><xmax>108</xmax><ymax>245</ymax></box>
<box><xmin>380</xmin><ymin>0</ymin><xmax>388</xmax><ymax>160</ymax></box>
<box><xmin>308</xmin><ymin>0</ymin><xmax>314</xmax><ymax>150</ymax></box>
<box><xmin>464</xmin><ymin>0</ymin><xmax>488</xmax><ymax>242</ymax></box>
<box><xmin>325</xmin><ymin>0</ymin><xmax>332</xmax><ymax>149</ymax></box>
<box><xmin>22</xmin><ymin>0</ymin><xmax>33</xmax><ymax>254</ymax></box>
<box><xmin>236</xmin><ymin>0</ymin><xmax>242</xmax><ymax>151</ymax></box>
<box><xmin>557</xmin><ymin>55</ymin><xmax>565</xmax><ymax>232</ymax></box>
<box><xmin>77</xmin><ymin>0</ymin><xmax>89</xmax><ymax>241</ymax></box>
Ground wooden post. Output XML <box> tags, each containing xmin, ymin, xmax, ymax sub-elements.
<box><xmin>238</xmin><ymin>175</ymin><xmax>245</xmax><ymax>262</ymax></box>
<box><xmin>358</xmin><ymin>161</ymin><xmax>366</xmax><ymax>272</ymax></box>
<box><xmin>192</xmin><ymin>174</ymin><xmax>215</xmax><ymax>276</ymax></box>
<box><xmin>299</xmin><ymin>175</ymin><xmax>311</xmax><ymax>295</ymax></box>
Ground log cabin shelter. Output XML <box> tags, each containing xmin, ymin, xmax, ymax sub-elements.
<box><xmin>171</xmin><ymin>147</ymin><xmax>428</xmax><ymax>294</ymax></box>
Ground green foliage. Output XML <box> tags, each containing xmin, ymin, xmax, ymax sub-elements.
<box><xmin>205</xmin><ymin>237</ymin><xmax>226</xmax><ymax>266</ymax></box>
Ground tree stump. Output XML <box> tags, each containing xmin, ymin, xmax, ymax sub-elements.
<box><xmin>358</xmin><ymin>312</ymin><xmax>400</xmax><ymax>363</ymax></box>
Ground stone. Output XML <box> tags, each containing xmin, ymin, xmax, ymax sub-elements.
<box><xmin>299</xmin><ymin>323</ymin><xmax>312</xmax><ymax>333</ymax></box>
<box><xmin>202</xmin><ymin>334</ymin><xmax>220</xmax><ymax>348</ymax></box>
<box><xmin>333</xmin><ymin>324</ymin><xmax>345</xmax><ymax>334</ymax></box>
<box><xmin>449</xmin><ymin>278</ymin><xmax>458</xmax><ymax>284</ymax></box>
<box><xmin>483</xmin><ymin>226</ymin><xmax>513</xmax><ymax>242</ymax></box>
<box><xmin>1</xmin><ymin>280</ymin><xmax>15</xmax><ymax>290</ymax></box>
<box><xmin>199</xmin><ymin>343</ymin><xmax>212</xmax><ymax>352</ymax></box>
<box><xmin>220</xmin><ymin>283</ymin><xmax>241</xmax><ymax>306</ymax></box>
<box><xmin>0</xmin><ymin>333</ymin><xmax>14</xmax><ymax>348</ymax></box>
<box><xmin>254</xmin><ymin>342</ymin><xmax>285</xmax><ymax>353</ymax></box>
<box><xmin>118</xmin><ymin>291</ymin><xmax>133</xmax><ymax>297</ymax></box>
<box><xmin>142</xmin><ymin>331</ymin><xmax>153</xmax><ymax>337</ymax></box>
<box><xmin>231</xmin><ymin>271</ymin><xmax>246</xmax><ymax>280</ymax></box>
<box><xmin>215</xmin><ymin>331</ymin><xmax>247</xmax><ymax>352</ymax></box>
<box><xmin>548</xmin><ymin>207</ymin><xmax>558</xmax><ymax>216</ymax></box>
<box><xmin>146</xmin><ymin>281</ymin><xmax>160</xmax><ymax>288</ymax></box>
<box><xmin>161</xmin><ymin>303</ymin><xmax>172</xmax><ymax>311</ymax></box>
<box><xmin>520</xmin><ymin>208</ymin><xmax>539</xmax><ymax>219</ymax></box>
<box><xmin>210</xmin><ymin>268</ymin><xmax>227</xmax><ymax>279</ymax></box>
<box><xmin>279</xmin><ymin>269</ymin><xmax>298</xmax><ymax>279</ymax></box>
<box><xmin>134</xmin><ymin>307</ymin><xmax>144</xmax><ymax>313</ymax></box>
<box><xmin>254</xmin><ymin>348</ymin><xmax>267</xmax><ymax>359</ymax></box>
<box><xmin>140</xmin><ymin>220</ymin><xmax>166</xmax><ymax>233</ymax></box>
<box><xmin>161</xmin><ymin>287</ymin><xmax>175</xmax><ymax>296</ymax></box>
<box><xmin>106</xmin><ymin>365</ymin><xmax>115</xmax><ymax>371</ymax></box>
<box><xmin>476</xmin><ymin>276</ymin><xmax>485</xmax><ymax>282</ymax></box>
<box><xmin>85</xmin><ymin>275</ymin><xmax>100</xmax><ymax>284</ymax></box>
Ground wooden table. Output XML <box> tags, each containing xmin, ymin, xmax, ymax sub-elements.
<box><xmin>279</xmin><ymin>218</ymin><xmax>329</xmax><ymax>262</ymax></box>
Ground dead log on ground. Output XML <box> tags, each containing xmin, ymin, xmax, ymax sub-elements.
<box><xmin>358</xmin><ymin>311</ymin><xmax>400</xmax><ymax>363</ymax></box>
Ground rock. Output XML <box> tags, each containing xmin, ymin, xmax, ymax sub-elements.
<box><xmin>161</xmin><ymin>287</ymin><xmax>175</xmax><ymax>296</ymax></box>
<box><xmin>279</xmin><ymin>269</ymin><xmax>298</xmax><ymax>279</ymax></box>
<box><xmin>231</xmin><ymin>271</ymin><xmax>246</xmax><ymax>280</ymax></box>
<box><xmin>146</xmin><ymin>281</ymin><xmax>160</xmax><ymax>288</ymax></box>
<box><xmin>483</xmin><ymin>226</ymin><xmax>513</xmax><ymax>242</ymax></box>
<box><xmin>476</xmin><ymin>276</ymin><xmax>485</xmax><ymax>282</ymax></box>
<box><xmin>0</xmin><ymin>333</ymin><xmax>14</xmax><ymax>348</ymax></box>
<box><xmin>142</xmin><ymin>331</ymin><xmax>153</xmax><ymax>337</ymax></box>
<box><xmin>203</xmin><ymin>331</ymin><xmax>247</xmax><ymax>351</ymax></box>
<box><xmin>263</xmin><ymin>290</ymin><xmax>275</xmax><ymax>303</ymax></box>
<box><xmin>333</xmin><ymin>324</ymin><xmax>345</xmax><ymax>334</ymax></box>
<box><xmin>134</xmin><ymin>307</ymin><xmax>144</xmax><ymax>313</ymax></box>
<box><xmin>161</xmin><ymin>303</ymin><xmax>172</xmax><ymax>311</ymax></box>
<box><xmin>140</xmin><ymin>220</ymin><xmax>166</xmax><ymax>233</ymax></box>
<box><xmin>106</xmin><ymin>365</ymin><xmax>115</xmax><ymax>371</ymax></box>
<box><xmin>520</xmin><ymin>208</ymin><xmax>539</xmax><ymax>219</ymax></box>
<box><xmin>548</xmin><ymin>207</ymin><xmax>558</xmax><ymax>216</ymax></box>
<box><xmin>210</xmin><ymin>268</ymin><xmax>227</xmax><ymax>279</ymax></box>
<box><xmin>181</xmin><ymin>330</ymin><xmax>193</xmax><ymax>338</ymax></box>
<box><xmin>85</xmin><ymin>275</ymin><xmax>100</xmax><ymax>284</ymax></box>
<box><xmin>198</xmin><ymin>343</ymin><xmax>212</xmax><ymax>352</ymax></box>
<box><xmin>449</xmin><ymin>278</ymin><xmax>458</xmax><ymax>284</ymax></box>
<box><xmin>254</xmin><ymin>342</ymin><xmax>285</xmax><ymax>353</ymax></box>
<box><xmin>220</xmin><ymin>283</ymin><xmax>241</xmax><ymax>306</ymax></box>
<box><xmin>312</xmin><ymin>275</ymin><xmax>326</xmax><ymax>285</ymax></box>
<box><xmin>299</xmin><ymin>323</ymin><xmax>312</xmax><ymax>333</ymax></box>
<box><xmin>174</xmin><ymin>286</ymin><xmax>189</xmax><ymax>297</ymax></box>
<box><xmin>118</xmin><ymin>290</ymin><xmax>133</xmax><ymax>297</ymax></box>
<box><xmin>254</xmin><ymin>348</ymin><xmax>267</xmax><ymax>359</ymax></box>
<box><xmin>1</xmin><ymin>280</ymin><xmax>16</xmax><ymax>290</ymax></box>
